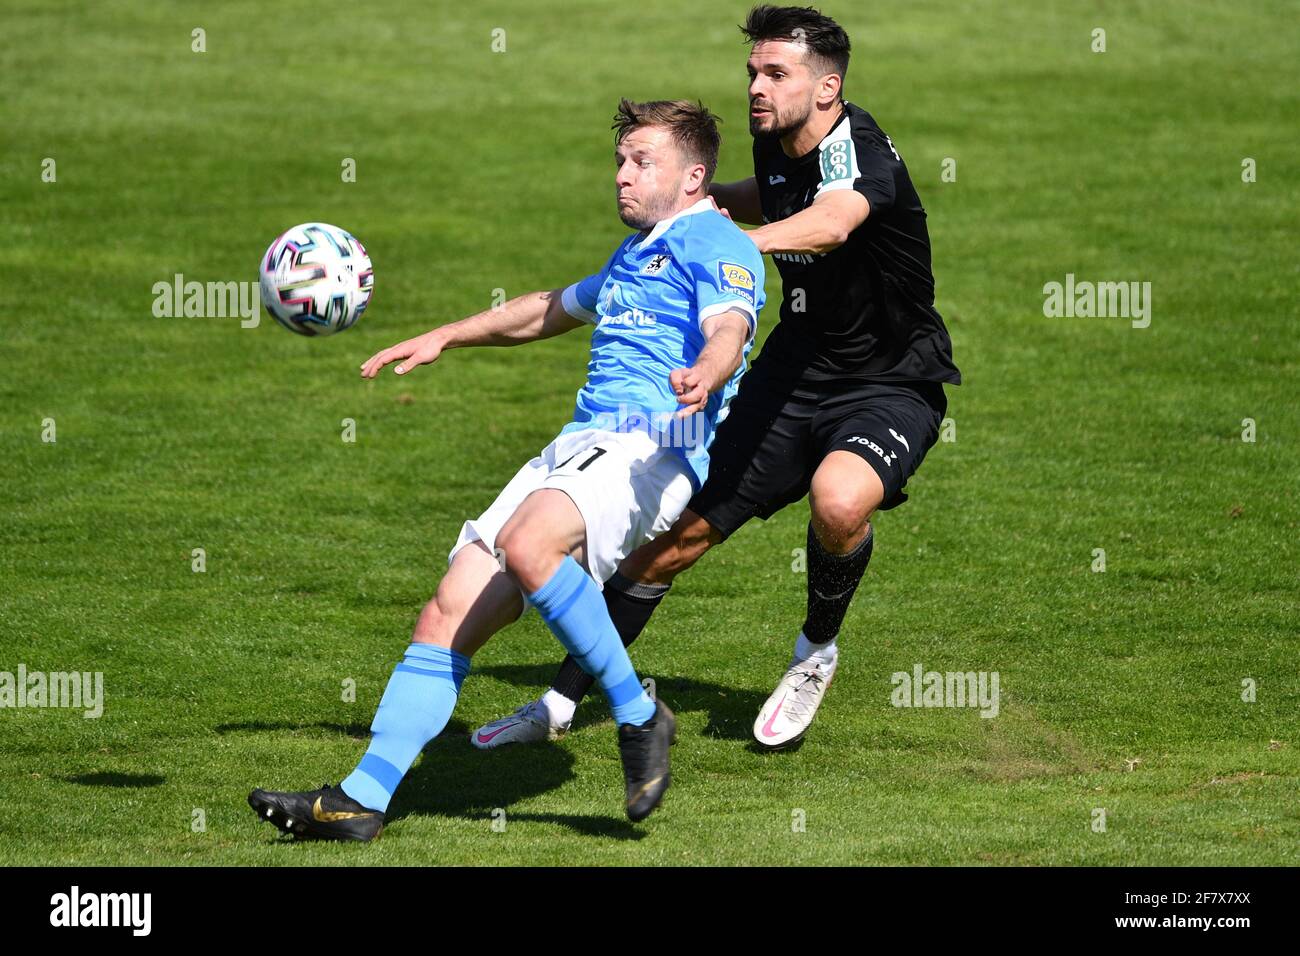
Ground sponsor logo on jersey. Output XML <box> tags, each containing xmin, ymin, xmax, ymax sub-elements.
<box><xmin>888</xmin><ymin>428</ymin><xmax>911</xmax><ymax>451</ymax></box>
<box><xmin>768</xmin><ymin>174</ymin><xmax>786</xmax><ymax>185</ymax></box>
<box><xmin>601</xmin><ymin>306</ymin><xmax>658</xmax><ymax>328</ymax></box>
<box><xmin>717</xmin><ymin>262</ymin><xmax>756</xmax><ymax>304</ymax></box>
<box><xmin>820</xmin><ymin>140</ymin><xmax>853</xmax><ymax>185</ymax></box>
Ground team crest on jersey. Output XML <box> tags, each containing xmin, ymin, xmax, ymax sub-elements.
<box><xmin>717</xmin><ymin>262</ymin><xmax>755</xmax><ymax>304</ymax></box>
<box><xmin>641</xmin><ymin>253</ymin><xmax>671</xmax><ymax>276</ymax></box>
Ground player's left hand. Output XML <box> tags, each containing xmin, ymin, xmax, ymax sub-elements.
<box><xmin>669</xmin><ymin>367</ymin><xmax>708</xmax><ymax>419</ymax></box>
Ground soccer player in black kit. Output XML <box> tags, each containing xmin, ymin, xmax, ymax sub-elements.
<box><xmin>474</xmin><ymin>4</ymin><xmax>960</xmax><ymax>750</ymax></box>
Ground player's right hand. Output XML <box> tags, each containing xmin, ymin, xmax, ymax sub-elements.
<box><xmin>669</xmin><ymin>366</ymin><xmax>709</xmax><ymax>419</ymax></box>
<box><xmin>360</xmin><ymin>331</ymin><xmax>444</xmax><ymax>378</ymax></box>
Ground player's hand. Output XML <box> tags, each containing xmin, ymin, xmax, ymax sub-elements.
<box><xmin>708</xmin><ymin>195</ymin><xmax>733</xmax><ymax>221</ymax></box>
<box><xmin>670</xmin><ymin>367</ymin><xmax>708</xmax><ymax>419</ymax></box>
<box><xmin>360</xmin><ymin>331</ymin><xmax>444</xmax><ymax>378</ymax></box>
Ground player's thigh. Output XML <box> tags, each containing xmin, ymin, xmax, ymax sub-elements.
<box><xmin>813</xmin><ymin>382</ymin><xmax>945</xmax><ymax>523</ymax></box>
<box><xmin>421</xmin><ymin>541</ymin><xmax>525</xmax><ymax>658</ymax></box>
<box><xmin>542</xmin><ymin>431</ymin><xmax>695</xmax><ymax>585</ymax></box>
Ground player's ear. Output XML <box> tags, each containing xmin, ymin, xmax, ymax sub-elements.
<box><xmin>817</xmin><ymin>72</ymin><xmax>842</xmax><ymax>108</ymax></box>
<box><xmin>684</xmin><ymin>161</ymin><xmax>707</xmax><ymax>195</ymax></box>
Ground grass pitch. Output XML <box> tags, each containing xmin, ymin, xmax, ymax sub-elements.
<box><xmin>1</xmin><ymin>0</ymin><xmax>1297</xmax><ymax>865</ymax></box>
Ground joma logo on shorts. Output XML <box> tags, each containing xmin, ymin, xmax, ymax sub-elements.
<box><xmin>846</xmin><ymin>436</ymin><xmax>896</xmax><ymax>466</ymax></box>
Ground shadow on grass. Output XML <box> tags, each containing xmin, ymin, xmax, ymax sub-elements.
<box><xmin>491</xmin><ymin>812</ymin><xmax>643</xmax><ymax>840</ymax></box>
<box><xmin>229</xmin><ymin>714</ymin><xmax>640</xmax><ymax>839</ymax></box>
<box><xmin>745</xmin><ymin>736</ymin><xmax>804</xmax><ymax>756</ymax></box>
<box><xmin>387</xmin><ymin>731</ymin><xmax>641</xmax><ymax>840</ymax></box>
<box><xmin>475</xmin><ymin>664</ymin><xmax>768</xmax><ymax>743</ymax></box>
<box><xmin>64</xmin><ymin>772</ymin><xmax>165</xmax><ymax>788</ymax></box>
<box><xmin>216</xmin><ymin>720</ymin><xmax>371</xmax><ymax>738</ymax></box>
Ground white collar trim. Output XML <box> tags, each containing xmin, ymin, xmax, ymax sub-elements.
<box><xmin>639</xmin><ymin>197</ymin><xmax>714</xmax><ymax>247</ymax></box>
<box><xmin>818</xmin><ymin>108</ymin><xmax>852</xmax><ymax>151</ymax></box>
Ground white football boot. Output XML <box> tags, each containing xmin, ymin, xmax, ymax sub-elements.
<box><xmin>752</xmin><ymin>654</ymin><xmax>838</xmax><ymax>749</ymax></box>
<box><xmin>471</xmin><ymin>698</ymin><xmax>570</xmax><ymax>750</ymax></box>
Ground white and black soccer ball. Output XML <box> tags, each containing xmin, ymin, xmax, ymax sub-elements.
<box><xmin>259</xmin><ymin>222</ymin><xmax>374</xmax><ymax>336</ymax></box>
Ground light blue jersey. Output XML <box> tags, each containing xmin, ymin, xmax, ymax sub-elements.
<box><xmin>559</xmin><ymin>198</ymin><xmax>766</xmax><ymax>491</ymax></box>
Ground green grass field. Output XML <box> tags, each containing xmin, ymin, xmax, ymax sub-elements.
<box><xmin>2</xmin><ymin>0</ymin><xmax>1297</xmax><ymax>865</ymax></box>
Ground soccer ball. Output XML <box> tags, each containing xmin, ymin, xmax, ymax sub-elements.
<box><xmin>259</xmin><ymin>222</ymin><xmax>374</xmax><ymax>336</ymax></box>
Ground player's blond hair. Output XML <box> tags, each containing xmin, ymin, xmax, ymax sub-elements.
<box><xmin>612</xmin><ymin>99</ymin><xmax>721</xmax><ymax>186</ymax></box>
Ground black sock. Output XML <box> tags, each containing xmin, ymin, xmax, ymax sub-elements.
<box><xmin>802</xmin><ymin>522</ymin><xmax>874</xmax><ymax>645</ymax></box>
<box><xmin>549</xmin><ymin>571</ymin><xmax>670</xmax><ymax>703</ymax></box>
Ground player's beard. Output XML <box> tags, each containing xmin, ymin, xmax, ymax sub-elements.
<box><xmin>618</xmin><ymin>178</ymin><xmax>683</xmax><ymax>231</ymax></box>
<box><xmin>750</xmin><ymin>98</ymin><xmax>813</xmax><ymax>141</ymax></box>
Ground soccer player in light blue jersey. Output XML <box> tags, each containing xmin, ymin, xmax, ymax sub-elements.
<box><xmin>248</xmin><ymin>99</ymin><xmax>765</xmax><ymax>840</ymax></box>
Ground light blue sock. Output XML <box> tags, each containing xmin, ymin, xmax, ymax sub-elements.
<box><xmin>529</xmin><ymin>556</ymin><xmax>655</xmax><ymax>726</ymax></box>
<box><xmin>339</xmin><ymin>642</ymin><xmax>470</xmax><ymax>813</ymax></box>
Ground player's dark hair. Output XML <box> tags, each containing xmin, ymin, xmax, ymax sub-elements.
<box><xmin>612</xmin><ymin>99</ymin><xmax>721</xmax><ymax>186</ymax></box>
<box><xmin>741</xmin><ymin>5</ymin><xmax>851</xmax><ymax>94</ymax></box>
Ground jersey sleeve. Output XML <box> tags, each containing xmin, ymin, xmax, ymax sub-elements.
<box><xmin>560</xmin><ymin>240</ymin><xmax>625</xmax><ymax>324</ymax></box>
<box><xmin>815</xmin><ymin>127</ymin><xmax>898</xmax><ymax>215</ymax></box>
<box><xmin>687</xmin><ymin>231</ymin><xmax>765</xmax><ymax>341</ymax></box>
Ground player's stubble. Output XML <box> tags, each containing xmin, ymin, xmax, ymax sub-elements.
<box><xmin>749</xmin><ymin>94</ymin><xmax>813</xmax><ymax>142</ymax></box>
<box><xmin>618</xmin><ymin>176</ymin><xmax>685</xmax><ymax>232</ymax></box>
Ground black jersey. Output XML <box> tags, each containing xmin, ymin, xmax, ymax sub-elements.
<box><xmin>753</xmin><ymin>101</ymin><xmax>960</xmax><ymax>386</ymax></box>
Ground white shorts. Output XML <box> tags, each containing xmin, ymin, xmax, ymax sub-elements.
<box><xmin>448</xmin><ymin>427</ymin><xmax>696</xmax><ymax>588</ymax></box>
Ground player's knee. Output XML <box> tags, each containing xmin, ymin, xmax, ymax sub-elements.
<box><xmin>495</xmin><ymin>522</ymin><xmax>550</xmax><ymax>590</ymax></box>
<box><xmin>810</xmin><ymin>485</ymin><xmax>871</xmax><ymax>544</ymax></box>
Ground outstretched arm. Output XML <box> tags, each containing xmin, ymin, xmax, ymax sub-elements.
<box><xmin>669</xmin><ymin>310</ymin><xmax>752</xmax><ymax>419</ymax></box>
<box><xmin>745</xmin><ymin>189</ymin><xmax>870</xmax><ymax>255</ymax></box>
<box><xmin>360</xmin><ymin>287</ymin><xmax>582</xmax><ymax>378</ymax></box>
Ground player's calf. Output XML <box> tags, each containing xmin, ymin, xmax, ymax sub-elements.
<box><xmin>474</xmin><ymin>509</ymin><xmax>719</xmax><ymax>746</ymax></box>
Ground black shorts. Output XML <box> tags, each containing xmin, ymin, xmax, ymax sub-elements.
<box><xmin>688</xmin><ymin>365</ymin><xmax>948</xmax><ymax>540</ymax></box>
